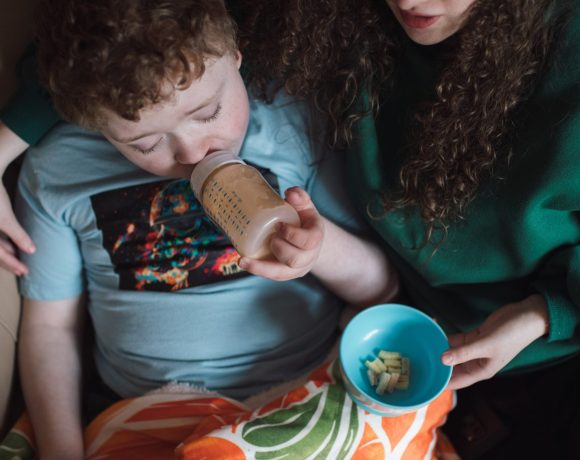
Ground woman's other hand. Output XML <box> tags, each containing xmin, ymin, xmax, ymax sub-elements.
<box><xmin>442</xmin><ymin>294</ymin><xmax>550</xmax><ymax>390</ymax></box>
<box><xmin>0</xmin><ymin>182</ymin><xmax>35</xmax><ymax>276</ymax></box>
<box><xmin>0</xmin><ymin>120</ymin><xmax>34</xmax><ymax>275</ymax></box>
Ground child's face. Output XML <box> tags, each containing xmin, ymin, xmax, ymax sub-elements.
<box><xmin>386</xmin><ymin>0</ymin><xmax>478</xmax><ymax>45</ymax></box>
<box><xmin>102</xmin><ymin>52</ymin><xmax>249</xmax><ymax>179</ymax></box>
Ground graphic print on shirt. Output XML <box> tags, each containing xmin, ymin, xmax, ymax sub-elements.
<box><xmin>91</xmin><ymin>166</ymin><xmax>280</xmax><ymax>291</ymax></box>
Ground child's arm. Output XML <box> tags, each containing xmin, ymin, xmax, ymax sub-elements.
<box><xmin>19</xmin><ymin>295</ymin><xmax>85</xmax><ymax>460</ymax></box>
<box><xmin>312</xmin><ymin>214</ymin><xmax>400</xmax><ymax>308</ymax></box>
<box><xmin>240</xmin><ymin>187</ymin><xmax>399</xmax><ymax>308</ymax></box>
<box><xmin>0</xmin><ymin>120</ymin><xmax>34</xmax><ymax>275</ymax></box>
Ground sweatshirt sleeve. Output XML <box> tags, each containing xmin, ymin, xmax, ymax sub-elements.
<box><xmin>527</xmin><ymin>2</ymin><xmax>580</xmax><ymax>343</ymax></box>
<box><xmin>0</xmin><ymin>51</ymin><xmax>61</xmax><ymax>145</ymax></box>
<box><xmin>529</xmin><ymin>106</ymin><xmax>580</xmax><ymax>343</ymax></box>
<box><xmin>533</xmin><ymin>259</ymin><xmax>580</xmax><ymax>343</ymax></box>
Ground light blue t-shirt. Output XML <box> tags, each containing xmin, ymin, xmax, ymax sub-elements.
<box><xmin>17</xmin><ymin>94</ymin><xmax>363</xmax><ymax>399</ymax></box>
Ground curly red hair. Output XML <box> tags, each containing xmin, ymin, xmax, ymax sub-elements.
<box><xmin>36</xmin><ymin>0</ymin><xmax>237</xmax><ymax>129</ymax></box>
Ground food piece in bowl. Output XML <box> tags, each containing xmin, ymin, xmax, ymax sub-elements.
<box><xmin>378</xmin><ymin>351</ymin><xmax>401</xmax><ymax>360</ymax></box>
<box><xmin>395</xmin><ymin>375</ymin><xmax>409</xmax><ymax>391</ymax></box>
<box><xmin>401</xmin><ymin>357</ymin><xmax>410</xmax><ymax>375</ymax></box>
<box><xmin>366</xmin><ymin>349</ymin><xmax>411</xmax><ymax>394</ymax></box>
<box><xmin>382</xmin><ymin>358</ymin><xmax>402</xmax><ymax>367</ymax></box>
<box><xmin>386</xmin><ymin>372</ymin><xmax>401</xmax><ymax>393</ymax></box>
<box><xmin>365</xmin><ymin>357</ymin><xmax>387</xmax><ymax>374</ymax></box>
<box><xmin>376</xmin><ymin>372</ymin><xmax>392</xmax><ymax>395</ymax></box>
<box><xmin>367</xmin><ymin>369</ymin><xmax>378</xmax><ymax>386</ymax></box>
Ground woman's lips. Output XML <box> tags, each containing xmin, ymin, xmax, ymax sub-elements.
<box><xmin>399</xmin><ymin>10</ymin><xmax>440</xmax><ymax>29</ymax></box>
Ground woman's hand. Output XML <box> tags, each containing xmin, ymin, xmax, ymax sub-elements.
<box><xmin>0</xmin><ymin>121</ymin><xmax>34</xmax><ymax>275</ymax></box>
<box><xmin>238</xmin><ymin>187</ymin><xmax>324</xmax><ymax>281</ymax></box>
<box><xmin>0</xmin><ymin>183</ymin><xmax>35</xmax><ymax>275</ymax></box>
<box><xmin>442</xmin><ymin>294</ymin><xmax>550</xmax><ymax>390</ymax></box>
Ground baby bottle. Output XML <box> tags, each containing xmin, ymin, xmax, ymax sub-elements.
<box><xmin>190</xmin><ymin>151</ymin><xmax>300</xmax><ymax>259</ymax></box>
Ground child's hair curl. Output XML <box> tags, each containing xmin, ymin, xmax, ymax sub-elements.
<box><xmin>36</xmin><ymin>0</ymin><xmax>237</xmax><ymax>129</ymax></box>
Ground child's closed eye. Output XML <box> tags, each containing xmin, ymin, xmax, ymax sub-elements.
<box><xmin>199</xmin><ymin>104</ymin><xmax>222</xmax><ymax>123</ymax></box>
<box><xmin>130</xmin><ymin>136</ymin><xmax>165</xmax><ymax>155</ymax></box>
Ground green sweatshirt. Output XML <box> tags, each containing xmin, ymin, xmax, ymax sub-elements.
<box><xmin>0</xmin><ymin>52</ymin><xmax>60</xmax><ymax>145</ymax></box>
<box><xmin>348</xmin><ymin>4</ymin><xmax>580</xmax><ymax>373</ymax></box>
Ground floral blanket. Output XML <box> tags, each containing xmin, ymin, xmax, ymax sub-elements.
<box><xmin>0</xmin><ymin>361</ymin><xmax>459</xmax><ymax>459</ymax></box>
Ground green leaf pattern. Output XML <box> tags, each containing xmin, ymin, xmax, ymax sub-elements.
<box><xmin>204</xmin><ymin>360</ymin><xmax>435</xmax><ymax>459</ymax></box>
<box><xmin>0</xmin><ymin>430</ymin><xmax>35</xmax><ymax>460</ymax></box>
<box><xmin>219</xmin><ymin>362</ymin><xmax>364</xmax><ymax>459</ymax></box>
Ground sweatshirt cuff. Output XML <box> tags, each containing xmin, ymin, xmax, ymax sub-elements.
<box><xmin>532</xmin><ymin>278</ymin><xmax>580</xmax><ymax>342</ymax></box>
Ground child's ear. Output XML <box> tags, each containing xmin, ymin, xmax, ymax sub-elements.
<box><xmin>235</xmin><ymin>50</ymin><xmax>242</xmax><ymax>69</ymax></box>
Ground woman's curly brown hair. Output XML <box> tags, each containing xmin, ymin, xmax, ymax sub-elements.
<box><xmin>241</xmin><ymin>0</ymin><xmax>568</xmax><ymax>240</ymax></box>
<box><xmin>240</xmin><ymin>0</ymin><xmax>398</xmax><ymax>147</ymax></box>
<box><xmin>35</xmin><ymin>0</ymin><xmax>237</xmax><ymax>129</ymax></box>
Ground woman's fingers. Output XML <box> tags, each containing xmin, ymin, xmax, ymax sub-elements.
<box><xmin>0</xmin><ymin>237</ymin><xmax>29</xmax><ymax>276</ymax></box>
<box><xmin>1</xmin><ymin>213</ymin><xmax>35</xmax><ymax>255</ymax></box>
<box><xmin>447</xmin><ymin>358</ymin><xmax>491</xmax><ymax>390</ymax></box>
<box><xmin>442</xmin><ymin>329</ymin><xmax>494</xmax><ymax>389</ymax></box>
<box><xmin>443</xmin><ymin>328</ymin><xmax>506</xmax><ymax>389</ymax></box>
<box><xmin>0</xmin><ymin>188</ymin><xmax>35</xmax><ymax>275</ymax></box>
<box><xmin>0</xmin><ymin>187</ymin><xmax>35</xmax><ymax>253</ymax></box>
<box><xmin>443</xmin><ymin>329</ymin><xmax>487</xmax><ymax>365</ymax></box>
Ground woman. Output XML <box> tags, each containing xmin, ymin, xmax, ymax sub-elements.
<box><xmin>242</xmin><ymin>0</ymin><xmax>580</xmax><ymax>457</ymax></box>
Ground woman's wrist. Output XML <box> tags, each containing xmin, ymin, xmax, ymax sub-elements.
<box><xmin>520</xmin><ymin>293</ymin><xmax>550</xmax><ymax>339</ymax></box>
<box><xmin>0</xmin><ymin>120</ymin><xmax>29</xmax><ymax>169</ymax></box>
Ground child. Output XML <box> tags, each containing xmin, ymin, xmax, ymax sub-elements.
<box><xmin>15</xmin><ymin>0</ymin><xmax>400</xmax><ymax>458</ymax></box>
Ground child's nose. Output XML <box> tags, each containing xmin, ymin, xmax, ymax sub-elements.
<box><xmin>173</xmin><ymin>139</ymin><xmax>212</xmax><ymax>165</ymax></box>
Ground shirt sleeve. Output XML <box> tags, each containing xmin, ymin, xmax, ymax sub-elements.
<box><xmin>534</xmin><ymin>272</ymin><xmax>580</xmax><ymax>343</ymax></box>
<box><xmin>307</xmin><ymin>148</ymin><xmax>368</xmax><ymax>235</ymax></box>
<box><xmin>15</xmin><ymin>152</ymin><xmax>85</xmax><ymax>300</ymax></box>
<box><xmin>0</xmin><ymin>51</ymin><xmax>61</xmax><ymax>145</ymax></box>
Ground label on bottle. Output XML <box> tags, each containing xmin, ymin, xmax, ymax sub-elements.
<box><xmin>201</xmin><ymin>164</ymin><xmax>290</xmax><ymax>258</ymax></box>
<box><xmin>203</xmin><ymin>176</ymin><xmax>253</xmax><ymax>239</ymax></box>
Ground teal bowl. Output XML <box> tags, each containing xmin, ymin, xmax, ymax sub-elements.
<box><xmin>339</xmin><ymin>303</ymin><xmax>452</xmax><ymax>416</ymax></box>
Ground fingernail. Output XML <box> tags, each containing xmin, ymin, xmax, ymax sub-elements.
<box><xmin>442</xmin><ymin>353</ymin><xmax>453</xmax><ymax>365</ymax></box>
<box><xmin>286</xmin><ymin>187</ymin><xmax>301</xmax><ymax>200</ymax></box>
<box><xmin>27</xmin><ymin>245</ymin><xmax>36</xmax><ymax>253</ymax></box>
<box><xmin>238</xmin><ymin>258</ymin><xmax>248</xmax><ymax>269</ymax></box>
